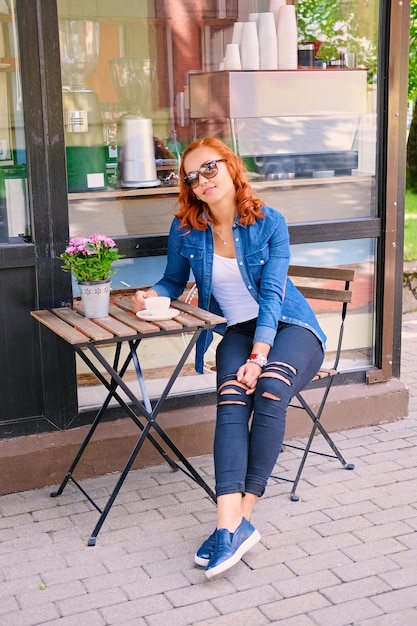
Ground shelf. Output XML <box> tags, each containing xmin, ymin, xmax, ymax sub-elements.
<box><xmin>68</xmin><ymin>185</ymin><xmax>179</xmax><ymax>201</ymax></box>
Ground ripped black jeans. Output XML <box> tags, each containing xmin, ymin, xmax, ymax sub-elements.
<box><xmin>214</xmin><ymin>319</ymin><xmax>324</xmax><ymax>498</ymax></box>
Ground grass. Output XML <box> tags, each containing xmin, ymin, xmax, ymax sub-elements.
<box><xmin>405</xmin><ymin>190</ymin><xmax>417</xmax><ymax>261</ymax></box>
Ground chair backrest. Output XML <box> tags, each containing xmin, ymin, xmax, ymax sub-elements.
<box><xmin>288</xmin><ymin>265</ymin><xmax>355</xmax><ymax>369</ymax></box>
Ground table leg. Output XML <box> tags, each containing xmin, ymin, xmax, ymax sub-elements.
<box><xmin>88</xmin><ymin>419</ymin><xmax>155</xmax><ymax>546</ymax></box>
<box><xmin>129</xmin><ymin>340</ymin><xmax>216</xmax><ymax>497</ymax></box>
<box><xmin>76</xmin><ymin>342</ymin><xmax>180</xmax><ymax>471</ymax></box>
<box><xmin>85</xmin><ymin>330</ymin><xmax>216</xmax><ymax>544</ymax></box>
<box><xmin>51</xmin><ymin>343</ymin><xmax>124</xmax><ymax>499</ymax></box>
<box><xmin>51</xmin><ymin>342</ymin><xmax>179</xmax><ymax>503</ymax></box>
<box><xmin>55</xmin><ymin>328</ymin><xmax>216</xmax><ymax>545</ymax></box>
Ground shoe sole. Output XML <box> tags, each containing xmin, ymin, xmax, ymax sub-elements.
<box><xmin>194</xmin><ymin>554</ymin><xmax>210</xmax><ymax>567</ymax></box>
<box><xmin>205</xmin><ymin>529</ymin><xmax>261</xmax><ymax>579</ymax></box>
<box><xmin>194</xmin><ymin>531</ymin><xmax>217</xmax><ymax>567</ymax></box>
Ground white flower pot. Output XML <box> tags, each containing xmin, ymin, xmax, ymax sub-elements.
<box><xmin>78</xmin><ymin>280</ymin><xmax>111</xmax><ymax>318</ymax></box>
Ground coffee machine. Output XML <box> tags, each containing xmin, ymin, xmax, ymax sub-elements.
<box><xmin>59</xmin><ymin>19</ymin><xmax>106</xmax><ymax>192</ymax></box>
<box><xmin>109</xmin><ymin>57</ymin><xmax>160</xmax><ymax>188</ymax></box>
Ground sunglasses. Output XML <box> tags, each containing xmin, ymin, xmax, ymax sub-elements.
<box><xmin>183</xmin><ymin>159</ymin><xmax>227</xmax><ymax>189</ymax></box>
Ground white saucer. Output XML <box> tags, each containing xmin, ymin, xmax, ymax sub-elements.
<box><xmin>136</xmin><ymin>308</ymin><xmax>180</xmax><ymax>321</ymax></box>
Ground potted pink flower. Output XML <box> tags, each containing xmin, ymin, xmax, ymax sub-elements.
<box><xmin>60</xmin><ymin>234</ymin><xmax>124</xmax><ymax>318</ymax></box>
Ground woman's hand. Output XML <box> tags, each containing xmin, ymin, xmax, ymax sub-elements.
<box><xmin>236</xmin><ymin>361</ymin><xmax>263</xmax><ymax>395</ymax></box>
<box><xmin>131</xmin><ymin>288</ymin><xmax>158</xmax><ymax>311</ymax></box>
<box><xmin>237</xmin><ymin>342</ymin><xmax>270</xmax><ymax>394</ymax></box>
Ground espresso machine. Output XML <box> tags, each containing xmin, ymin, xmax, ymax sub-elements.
<box><xmin>109</xmin><ymin>57</ymin><xmax>160</xmax><ymax>188</ymax></box>
<box><xmin>59</xmin><ymin>19</ymin><xmax>106</xmax><ymax>192</ymax></box>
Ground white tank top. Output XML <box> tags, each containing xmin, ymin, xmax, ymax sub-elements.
<box><xmin>211</xmin><ymin>253</ymin><xmax>259</xmax><ymax>325</ymax></box>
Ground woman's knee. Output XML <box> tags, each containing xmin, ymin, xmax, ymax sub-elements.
<box><xmin>255</xmin><ymin>360</ymin><xmax>298</xmax><ymax>404</ymax></box>
<box><xmin>217</xmin><ymin>373</ymin><xmax>252</xmax><ymax>408</ymax></box>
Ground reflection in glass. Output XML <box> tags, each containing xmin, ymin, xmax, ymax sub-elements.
<box><xmin>59</xmin><ymin>19</ymin><xmax>100</xmax><ymax>89</ymax></box>
<box><xmin>75</xmin><ymin>239</ymin><xmax>375</xmax><ymax>411</ymax></box>
<box><xmin>60</xmin><ymin>0</ymin><xmax>380</xmax><ymax>230</ymax></box>
<box><xmin>109</xmin><ymin>57</ymin><xmax>160</xmax><ymax>188</ymax></box>
<box><xmin>0</xmin><ymin>0</ymin><xmax>30</xmax><ymax>244</ymax></box>
<box><xmin>291</xmin><ymin>238</ymin><xmax>375</xmax><ymax>371</ymax></box>
<box><xmin>100</xmin><ymin>103</ymin><xmax>123</xmax><ymax>186</ymax></box>
<box><xmin>59</xmin><ymin>19</ymin><xmax>107</xmax><ymax>192</ymax></box>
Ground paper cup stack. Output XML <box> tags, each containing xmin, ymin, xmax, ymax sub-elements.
<box><xmin>223</xmin><ymin>4</ymin><xmax>299</xmax><ymax>73</ymax></box>
<box><xmin>232</xmin><ymin>22</ymin><xmax>243</xmax><ymax>46</ymax></box>
<box><xmin>240</xmin><ymin>21</ymin><xmax>260</xmax><ymax>70</ymax></box>
<box><xmin>277</xmin><ymin>4</ymin><xmax>298</xmax><ymax>70</ymax></box>
<box><xmin>224</xmin><ymin>43</ymin><xmax>241</xmax><ymax>71</ymax></box>
<box><xmin>269</xmin><ymin>0</ymin><xmax>287</xmax><ymax>29</ymax></box>
<box><xmin>258</xmin><ymin>12</ymin><xmax>278</xmax><ymax>69</ymax></box>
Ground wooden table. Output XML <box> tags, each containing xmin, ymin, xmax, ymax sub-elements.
<box><xmin>31</xmin><ymin>297</ymin><xmax>225</xmax><ymax>545</ymax></box>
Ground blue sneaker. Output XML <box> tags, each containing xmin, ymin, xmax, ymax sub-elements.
<box><xmin>205</xmin><ymin>518</ymin><xmax>261</xmax><ymax>579</ymax></box>
<box><xmin>194</xmin><ymin>530</ymin><xmax>217</xmax><ymax>567</ymax></box>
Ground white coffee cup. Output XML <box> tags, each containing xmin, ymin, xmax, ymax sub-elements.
<box><xmin>144</xmin><ymin>296</ymin><xmax>171</xmax><ymax>316</ymax></box>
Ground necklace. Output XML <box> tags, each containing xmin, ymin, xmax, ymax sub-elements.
<box><xmin>214</xmin><ymin>227</ymin><xmax>228</xmax><ymax>245</ymax></box>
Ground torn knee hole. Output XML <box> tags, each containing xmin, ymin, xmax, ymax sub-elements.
<box><xmin>262</xmin><ymin>392</ymin><xmax>281</xmax><ymax>401</ymax></box>
<box><xmin>270</xmin><ymin>361</ymin><xmax>297</xmax><ymax>375</ymax></box>
<box><xmin>218</xmin><ymin>379</ymin><xmax>248</xmax><ymax>394</ymax></box>
<box><xmin>218</xmin><ymin>378</ymin><xmax>249</xmax><ymax>406</ymax></box>
<box><xmin>261</xmin><ymin>360</ymin><xmax>297</xmax><ymax>387</ymax></box>
<box><xmin>260</xmin><ymin>371</ymin><xmax>291</xmax><ymax>386</ymax></box>
<box><xmin>219</xmin><ymin>388</ymin><xmax>241</xmax><ymax>396</ymax></box>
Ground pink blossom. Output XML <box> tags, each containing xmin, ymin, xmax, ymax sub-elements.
<box><xmin>88</xmin><ymin>233</ymin><xmax>105</xmax><ymax>244</ymax></box>
<box><xmin>102</xmin><ymin>236</ymin><xmax>116</xmax><ymax>248</ymax></box>
<box><xmin>88</xmin><ymin>233</ymin><xmax>117</xmax><ymax>248</ymax></box>
<box><xmin>69</xmin><ymin>237</ymin><xmax>87</xmax><ymax>247</ymax></box>
<box><xmin>60</xmin><ymin>233</ymin><xmax>123</xmax><ymax>282</ymax></box>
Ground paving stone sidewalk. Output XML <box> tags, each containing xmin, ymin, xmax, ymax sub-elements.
<box><xmin>1</xmin><ymin>311</ymin><xmax>417</xmax><ymax>626</ymax></box>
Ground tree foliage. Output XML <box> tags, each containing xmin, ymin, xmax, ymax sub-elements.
<box><xmin>296</xmin><ymin>0</ymin><xmax>378</xmax><ymax>79</ymax></box>
<box><xmin>295</xmin><ymin>1</ymin><xmax>417</xmax><ymax>187</ymax></box>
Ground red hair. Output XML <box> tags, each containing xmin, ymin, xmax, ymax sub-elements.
<box><xmin>176</xmin><ymin>137</ymin><xmax>265</xmax><ymax>230</ymax></box>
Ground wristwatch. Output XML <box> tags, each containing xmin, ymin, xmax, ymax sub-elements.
<box><xmin>246</xmin><ymin>353</ymin><xmax>268</xmax><ymax>368</ymax></box>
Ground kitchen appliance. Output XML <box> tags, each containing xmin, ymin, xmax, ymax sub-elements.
<box><xmin>109</xmin><ymin>57</ymin><xmax>160</xmax><ymax>188</ymax></box>
<box><xmin>59</xmin><ymin>19</ymin><xmax>106</xmax><ymax>192</ymax></box>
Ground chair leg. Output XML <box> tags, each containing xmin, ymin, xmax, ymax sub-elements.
<box><xmin>288</xmin><ymin>417</ymin><xmax>320</xmax><ymax>502</ymax></box>
<box><xmin>296</xmin><ymin>392</ymin><xmax>352</xmax><ymax>468</ymax></box>
<box><xmin>272</xmin><ymin>385</ymin><xmax>355</xmax><ymax>501</ymax></box>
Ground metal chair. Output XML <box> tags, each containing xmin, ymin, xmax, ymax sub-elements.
<box><xmin>270</xmin><ymin>265</ymin><xmax>356</xmax><ymax>501</ymax></box>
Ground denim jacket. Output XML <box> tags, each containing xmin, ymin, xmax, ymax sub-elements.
<box><xmin>152</xmin><ymin>206</ymin><xmax>326</xmax><ymax>373</ymax></box>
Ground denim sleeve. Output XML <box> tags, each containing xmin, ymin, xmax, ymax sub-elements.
<box><xmin>152</xmin><ymin>219</ymin><xmax>191</xmax><ymax>299</ymax></box>
<box><xmin>253</xmin><ymin>212</ymin><xmax>290</xmax><ymax>346</ymax></box>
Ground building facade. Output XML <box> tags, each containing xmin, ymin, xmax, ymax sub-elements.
<box><xmin>0</xmin><ymin>0</ymin><xmax>411</xmax><ymax>492</ymax></box>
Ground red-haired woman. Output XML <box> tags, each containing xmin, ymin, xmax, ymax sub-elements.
<box><xmin>132</xmin><ymin>137</ymin><xmax>325</xmax><ymax>579</ymax></box>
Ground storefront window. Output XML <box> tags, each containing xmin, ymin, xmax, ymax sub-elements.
<box><xmin>57</xmin><ymin>0</ymin><xmax>380</xmax><ymax>231</ymax></box>
<box><xmin>0</xmin><ymin>0</ymin><xmax>29</xmax><ymax>244</ymax></box>
<box><xmin>56</xmin><ymin>1</ymin><xmax>379</xmax><ymax>408</ymax></box>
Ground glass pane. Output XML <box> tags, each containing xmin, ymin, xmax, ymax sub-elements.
<box><xmin>291</xmin><ymin>238</ymin><xmax>376</xmax><ymax>371</ymax></box>
<box><xmin>55</xmin><ymin>1</ymin><xmax>379</xmax><ymax>406</ymax></box>
<box><xmin>59</xmin><ymin>0</ymin><xmax>379</xmax><ymax>241</ymax></box>
<box><xmin>76</xmin><ymin>239</ymin><xmax>375</xmax><ymax>411</ymax></box>
<box><xmin>0</xmin><ymin>0</ymin><xmax>30</xmax><ymax>244</ymax></box>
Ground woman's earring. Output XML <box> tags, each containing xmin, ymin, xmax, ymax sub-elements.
<box><xmin>195</xmin><ymin>194</ymin><xmax>201</xmax><ymax>201</ymax></box>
